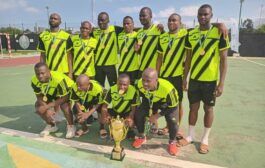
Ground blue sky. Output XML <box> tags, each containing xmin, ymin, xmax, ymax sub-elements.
<box><xmin>0</xmin><ymin>0</ymin><xmax>264</xmax><ymax>31</ymax></box>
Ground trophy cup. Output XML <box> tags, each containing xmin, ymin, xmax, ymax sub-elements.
<box><xmin>109</xmin><ymin>115</ymin><xmax>128</xmax><ymax>161</ymax></box>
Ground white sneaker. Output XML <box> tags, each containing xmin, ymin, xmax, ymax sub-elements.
<box><xmin>40</xmin><ymin>124</ymin><xmax>58</xmax><ymax>137</ymax></box>
<box><xmin>66</xmin><ymin>125</ymin><xmax>76</xmax><ymax>138</ymax></box>
<box><xmin>54</xmin><ymin>111</ymin><xmax>65</xmax><ymax>123</ymax></box>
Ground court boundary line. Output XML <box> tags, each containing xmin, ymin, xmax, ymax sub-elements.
<box><xmin>0</xmin><ymin>127</ymin><xmax>225</xmax><ymax>168</ymax></box>
<box><xmin>229</xmin><ymin>56</ymin><xmax>265</xmax><ymax>67</ymax></box>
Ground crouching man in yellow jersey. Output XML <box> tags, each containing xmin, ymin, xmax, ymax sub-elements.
<box><xmin>31</xmin><ymin>62</ymin><xmax>75</xmax><ymax>138</ymax></box>
<box><xmin>70</xmin><ymin>74</ymin><xmax>104</xmax><ymax>138</ymax></box>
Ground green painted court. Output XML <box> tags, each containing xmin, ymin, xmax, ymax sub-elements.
<box><xmin>0</xmin><ymin>56</ymin><xmax>264</xmax><ymax>168</ymax></box>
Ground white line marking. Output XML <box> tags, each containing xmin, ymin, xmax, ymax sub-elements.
<box><xmin>230</xmin><ymin>57</ymin><xmax>265</xmax><ymax>67</ymax></box>
<box><xmin>0</xmin><ymin>127</ymin><xmax>225</xmax><ymax>168</ymax></box>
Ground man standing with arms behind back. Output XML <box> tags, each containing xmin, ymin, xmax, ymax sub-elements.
<box><xmin>93</xmin><ymin>12</ymin><xmax>123</xmax><ymax>87</ymax></box>
<box><xmin>135</xmin><ymin>7</ymin><xmax>163</xmax><ymax>78</ymax></box>
<box><xmin>178</xmin><ymin>4</ymin><xmax>229</xmax><ymax>154</ymax></box>
<box><xmin>37</xmin><ymin>13</ymin><xmax>73</xmax><ymax>78</ymax></box>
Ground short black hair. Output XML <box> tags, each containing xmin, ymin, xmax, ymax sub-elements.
<box><xmin>118</xmin><ymin>73</ymin><xmax>130</xmax><ymax>81</ymax></box>
<box><xmin>81</xmin><ymin>20</ymin><xmax>92</xmax><ymax>27</ymax></box>
<box><xmin>98</xmin><ymin>12</ymin><xmax>109</xmax><ymax>19</ymax></box>
<box><xmin>123</xmin><ymin>16</ymin><xmax>134</xmax><ymax>23</ymax></box>
<box><xmin>199</xmin><ymin>4</ymin><xmax>212</xmax><ymax>11</ymax></box>
<box><xmin>169</xmin><ymin>13</ymin><xmax>182</xmax><ymax>21</ymax></box>
<box><xmin>34</xmin><ymin>62</ymin><xmax>48</xmax><ymax>70</ymax></box>
<box><xmin>140</xmin><ymin>7</ymin><xmax>152</xmax><ymax>16</ymax></box>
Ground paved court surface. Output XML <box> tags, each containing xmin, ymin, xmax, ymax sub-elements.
<box><xmin>0</xmin><ymin>56</ymin><xmax>265</xmax><ymax>168</ymax></box>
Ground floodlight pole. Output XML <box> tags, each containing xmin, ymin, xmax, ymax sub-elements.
<box><xmin>237</xmin><ymin>0</ymin><xmax>244</xmax><ymax>55</ymax></box>
<box><xmin>46</xmin><ymin>6</ymin><xmax>50</xmax><ymax>28</ymax></box>
<box><xmin>91</xmin><ymin>0</ymin><xmax>95</xmax><ymax>24</ymax></box>
<box><xmin>259</xmin><ymin>4</ymin><xmax>263</xmax><ymax>27</ymax></box>
<box><xmin>238</xmin><ymin>0</ymin><xmax>244</xmax><ymax>31</ymax></box>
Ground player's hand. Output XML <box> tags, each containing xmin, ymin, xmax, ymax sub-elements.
<box><xmin>149</xmin><ymin>113</ymin><xmax>159</xmax><ymax>125</ymax></box>
<box><xmin>125</xmin><ymin>117</ymin><xmax>134</xmax><ymax>127</ymax></box>
<box><xmin>182</xmin><ymin>79</ymin><xmax>188</xmax><ymax>91</ymax></box>
<box><xmin>104</xmin><ymin>115</ymin><xmax>111</xmax><ymax>124</ymax></box>
<box><xmin>216</xmin><ymin>23</ymin><xmax>228</xmax><ymax>39</ymax></box>
<box><xmin>156</xmin><ymin>24</ymin><xmax>164</xmax><ymax>33</ymax></box>
<box><xmin>134</xmin><ymin>43</ymin><xmax>141</xmax><ymax>52</ymax></box>
<box><xmin>46</xmin><ymin>109</ymin><xmax>55</xmax><ymax>123</ymax></box>
<box><xmin>38</xmin><ymin>104</ymin><xmax>49</xmax><ymax>114</ymax></box>
<box><xmin>77</xmin><ymin>112</ymin><xmax>89</xmax><ymax>123</ymax></box>
<box><xmin>214</xmin><ymin>84</ymin><xmax>224</xmax><ymax>97</ymax></box>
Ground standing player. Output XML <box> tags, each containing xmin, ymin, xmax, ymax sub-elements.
<box><xmin>156</xmin><ymin>13</ymin><xmax>187</xmax><ymax>137</ymax></box>
<box><xmin>92</xmin><ymin>12</ymin><xmax>123</xmax><ymax>87</ymax></box>
<box><xmin>178</xmin><ymin>4</ymin><xmax>229</xmax><ymax>154</ymax></box>
<box><xmin>37</xmin><ymin>13</ymin><xmax>73</xmax><ymax>78</ymax></box>
<box><xmin>135</xmin><ymin>7</ymin><xmax>163</xmax><ymax>78</ymax></box>
<box><xmin>117</xmin><ymin>16</ymin><xmax>139</xmax><ymax>85</ymax></box>
<box><xmin>71</xmin><ymin>21</ymin><xmax>97</xmax><ymax>81</ymax></box>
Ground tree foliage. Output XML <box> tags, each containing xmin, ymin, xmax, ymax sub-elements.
<box><xmin>240</xmin><ymin>18</ymin><xmax>254</xmax><ymax>32</ymax></box>
<box><xmin>0</xmin><ymin>27</ymin><xmax>22</xmax><ymax>34</ymax></box>
<box><xmin>255</xmin><ymin>24</ymin><xmax>265</xmax><ymax>33</ymax></box>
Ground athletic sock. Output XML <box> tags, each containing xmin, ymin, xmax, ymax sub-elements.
<box><xmin>201</xmin><ymin>127</ymin><xmax>211</xmax><ymax>145</ymax></box>
<box><xmin>186</xmin><ymin>125</ymin><xmax>195</xmax><ymax>142</ymax></box>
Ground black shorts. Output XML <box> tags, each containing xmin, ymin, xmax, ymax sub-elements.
<box><xmin>188</xmin><ymin>79</ymin><xmax>217</xmax><ymax>106</ymax></box>
<box><xmin>137</xmin><ymin>70</ymin><xmax>143</xmax><ymax>79</ymax></box>
<box><xmin>108</xmin><ymin>109</ymin><xmax>130</xmax><ymax>118</ymax></box>
<box><xmin>162</xmin><ymin>76</ymin><xmax>183</xmax><ymax>102</ymax></box>
<box><xmin>95</xmin><ymin>65</ymin><xmax>117</xmax><ymax>87</ymax></box>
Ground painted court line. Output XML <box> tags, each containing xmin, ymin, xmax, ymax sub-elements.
<box><xmin>0</xmin><ymin>127</ymin><xmax>225</xmax><ymax>168</ymax></box>
<box><xmin>230</xmin><ymin>57</ymin><xmax>265</xmax><ymax>67</ymax></box>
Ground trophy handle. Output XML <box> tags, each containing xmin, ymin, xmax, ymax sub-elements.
<box><xmin>122</xmin><ymin>125</ymin><xmax>129</xmax><ymax>140</ymax></box>
<box><xmin>109</xmin><ymin>123</ymin><xmax>113</xmax><ymax>139</ymax></box>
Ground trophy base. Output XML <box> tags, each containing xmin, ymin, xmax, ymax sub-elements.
<box><xmin>110</xmin><ymin>148</ymin><xmax>125</xmax><ymax>161</ymax></box>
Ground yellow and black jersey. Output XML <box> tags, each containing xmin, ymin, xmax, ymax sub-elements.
<box><xmin>37</xmin><ymin>30</ymin><xmax>72</xmax><ymax>73</ymax></box>
<box><xmin>71</xmin><ymin>35</ymin><xmax>97</xmax><ymax>77</ymax></box>
<box><xmin>157</xmin><ymin>29</ymin><xmax>187</xmax><ymax>78</ymax></box>
<box><xmin>70</xmin><ymin>80</ymin><xmax>103</xmax><ymax>106</ymax></box>
<box><xmin>104</xmin><ymin>84</ymin><xmax>139</xmax><ymax>114</ymax></box>
<box><xmin>31</xmin><ymin>71</ymin><xmax>74</xmax><ymax>101</ymax></box>
<box><xmin>136</xmin><ymin>24</ymin><xmax>161</xmax><ymax>71</ymax></box>
<box><xmin>92</xmin><ymin>25</ymin><xmax>123</xmax><ymax>66</ymax></box>
<box><xmin>117</xmin><ymin>31</ymin><xmax>139</xmax><ymax>72</ymax></box>
<box><xmin>185</xmin><ymin>26</ymin><xmax>230</xmax><ymax>81</ymax></box>
<box><xmin>136</xmin><ymin>78</ymin><xmax>178</xmax><ymax>108</ymax></box>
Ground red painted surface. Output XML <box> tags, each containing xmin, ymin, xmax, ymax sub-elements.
<box><xmin>0</xmin><ymin>56</ymin><xmax>40</xmax><ymax>67</ymax></box>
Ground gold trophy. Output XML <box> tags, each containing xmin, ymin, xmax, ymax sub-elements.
<box><xmin>109</xmin><ymin>115</ymin><xmax>128</xmax><ymax>161</ymax></box>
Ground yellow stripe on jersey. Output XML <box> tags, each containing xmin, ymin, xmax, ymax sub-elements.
<box><xmin>104</xmin><ymin>85</ymin><xmax>138</xmax><ymax>113</ymax></box>
<box><xmin>37</xmin><ymin>30</ymin><xmax>72</xmax><ymax>73</ymax></box>
<box><xmin>136</xmin><ymin>24</ymin><xmax>161</xmax><ymax>71</ymax></box>
<box><xmin>158</xmin><ymin>29</ymin><xmax>187</xmax><ymax>77</ymax></box>
<box><xmin>31</xmin><ymin>71</ymin><xmax>74</xmax><ymax>98</ymax></box>
<box><xmin>70</xmin><ymin>80</ymin><xmax>103</xmax><ymax>104</ymax></box>
<box><xmin>117</xmin><ymin>31</ymin><xmax>139</xmax><ymax>72</ymax></box>
<box><xmin>93</xmin><ymin>26</ymin><xmax>118</xmax><ymax>66</ymax></box>
<box><xmin>71</xmin><ymin>35</ymin><xmax>97</xmax><ymax>77</ymax></box>
<box><xmin>136</xmin><ymin>78</ymin><xmax>178</xmax><ymax>108</ymax></box>
<box><xmin>185</xmin><ymin>27</ymin><xmax>230</xmax><ymax>81</ymax></box>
